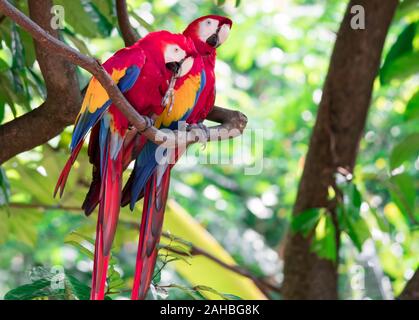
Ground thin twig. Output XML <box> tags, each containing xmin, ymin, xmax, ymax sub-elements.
<box><xmin>8</xmin><ymin>202</ymin><xmax>82</xmax><ymax>212</ymax></box>
<box><xmin>160</xmin><ymin>233</ymin><xmax>281</xmax><ymax>295</ymax></box>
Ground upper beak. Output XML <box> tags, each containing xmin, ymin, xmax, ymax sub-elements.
<box><xmin>206</xmin><ymin>32</ymin><xmax>220</xmax><ymax>48</ymax></box>
<box><xmin>165</xmin><ymin>61</ymin><xmax>181</xmax><ymax>74</ymax></box>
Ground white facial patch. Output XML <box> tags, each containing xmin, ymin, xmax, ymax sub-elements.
<box><xmin>178</xmin><ymin>56</ymin><xmax>194</xmax><ymax>77</ymax></box>
<box><xmin>164</xmin><ymin>44</ymin><xmax>186</xmax><ymax>63</ymax></box>
<box><xmin>218</xmin><ymin>24</ymin><xmax>231</xmax><ymax>45</ymax></box>
<box><xmin>198</xmin><ymin>18</ymin><xmax>219</xmax><ymax>43</ymax></box>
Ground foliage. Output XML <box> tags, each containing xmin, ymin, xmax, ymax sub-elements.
<box><xmin>0</xmin><ymin>0</ymin><xmax>418</xmax><ymax>300</ymax></box>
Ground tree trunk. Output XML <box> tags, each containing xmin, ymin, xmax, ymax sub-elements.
<box><xmin>282</xmin><ymin>0</ymin><xmax>399</xmax><ymax>300</ymax></box>
<box><xmin>399</xmin><ymin>269</ymin><xmax>419</xmax><ymax>300</ymax></box>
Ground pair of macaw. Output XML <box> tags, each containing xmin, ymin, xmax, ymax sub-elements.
<box><xmin>55</xmin><ymin>15</ymin><xmax>232</xmax><ymax>300</ymax></box>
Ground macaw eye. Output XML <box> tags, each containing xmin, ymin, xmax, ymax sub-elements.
<box><xmin>174</xmin><ymin>47</ymin><xmax>179</xmax><ymax>53</ymax></box>
<box><xmin>206</xmin><ymin>20</ymin><xmax>212</xmax><ymax>25</ymax></box>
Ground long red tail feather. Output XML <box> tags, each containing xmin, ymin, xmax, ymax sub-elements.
<box><xmin>90</xmin><ymin>150</ymin><xmax>123</xmax><ymax>300</ymax></box>
<box><xmin>54</xmin><ymin>141</ymin><xmax>83</xmax><ymax>198</ymax></box>
<box><xmin>131</xmin><ymin>168</ymin><xmax>171</xmax><ymax>300</ymax></box>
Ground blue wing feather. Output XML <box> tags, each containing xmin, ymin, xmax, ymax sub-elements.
<box><xmin>70</xmin><ymin>65</ymin><xmax>141</xmax><ymax>152</ymax></box>
<box><xmin>128</xmin><ymin>70</ymin><xmax>206</xmax><ymax>209</ymax></box>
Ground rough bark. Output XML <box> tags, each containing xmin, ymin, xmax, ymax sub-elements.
<box><xmin>399</xmin><ymin>269</ymin><xmax>419</xmax><ymax>300</ymax></box>
<box><xmin>0</xmin><ymin>0</ymin><xmax>81</xmax><ymax>164</ymax></box>
<box><xmin>282</xmin><ymin>0</ymin><xmax>399</xmax><ymax>300</ymax></box>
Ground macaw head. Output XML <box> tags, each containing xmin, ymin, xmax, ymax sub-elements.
<box><xmin>183</xmin><ymin>15</ymin><xmax>233</xmax><ymax>55</ymax></box>
<box><xmin>141</xmin><ymin>31</ymin><xmax>197</xmax><ymax>77</ymax></box>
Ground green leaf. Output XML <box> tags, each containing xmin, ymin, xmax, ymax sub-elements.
<box><xmin>0</xmin><ymin>57</ymin><xmax>9</xmax><ymax>72</ymax></box>
<box><xmin>396</xmin><ymin>0</ymin><xmax>419</xmax><ymax>20</ymax></box>
<box><xmin>4</xmin><ymin>279</ymin><xmax>51</xmax><ymax>300</ymax></box>
<box><xmin>341</xmin><ymin>183</ymin><xmax>362</xmax><ymax>219</ymax></box>
<box><xmin>380</xmin><ymin>51</ymin><xmax>419</xmax><ymax>84</ymax></box>
<box><xmin>390</xmin><ymin>133</ymin><xmax>419</xmax><ymax>169</ymax></box>
<box><xmin>223</xmin><ymin>293</ymin><xmax>243</xmax><ymax>300</ymax></box>
<box><xmin>55</xmin><ymin>0</ymin><xmax>112</xmax><ymax>38</ymax></box>
<box><xmin>63</xmin><ymin>28</ymin><xmax>92</xmax><ymax>56</ymax></box>
<box><xmin>339</xmin><ymin>205</ymin><xmax>370</xmax><ymax>251</ymax></box>
<box><xmin>91</xmin><ymin>0</ymin><xmax>115</xmax><ymax>24</ymax></box>
<box><xmin>0</xmin><ymin>48</ymin><xmax>12</xmax><ymax>70</ymax></box>
<box><xmin>404</xmin><ymin>90</ymin><xmax>419</xmax><ymax>121</ymax></box>
<box><xmin>166</xmin><ymin>284</ymin><xmax>204</xmax><ymax>300</ymax></box>
<box><xmin>195</xmin><ymin>285</ymin><xmax>243</xmax><ymax>300</ymax></box>
<box><xmin>64</xmin><ymin>240</ymin><xmax>94</xmax><ymax>260</ymax></box>
<box><xmin>383</xmin><ymin>22</ymin><xmax>416</xmax><ymax>67</ymax></box>
<box><xmin>84</xmin><ymin>0</ymin><xmax>114</xmax><ymax>37</ymax></box>
<box><xmin>291</xmin><ymin>208</ymin><xmax>323</xmax><ymax>236</ymax></box>
<box><xmin>380</xmin><ymin>22</ymin><xmax>418</xmax><ymax>85</ymax></box>
<box><xmin>65</xmin><ymin>274</ymin><xmax>91</xmax><ymax>300</ymax></box>
<box><xmin>389</xmin><ymin>173</ymin><xmax>417</xmax><ymax>223</ymax></box>
<box><xmin>310</xmin><ymin>214</ymin><xmax>337</xmax><ymax>261</ymax></box>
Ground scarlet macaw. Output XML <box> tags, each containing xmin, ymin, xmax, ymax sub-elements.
<box><xmin>55</xmin><ymin>31</ymin><xmax>197</xmax><ymax>300</ymax></box>
<box><xmin>121</xmin><ymin>15</ymin><xmax>233</xmax><ymax>300</ymax></box>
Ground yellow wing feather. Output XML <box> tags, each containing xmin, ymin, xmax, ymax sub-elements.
<box><xmin>155</xmin><ymin>74</ymin><xmax>201</xmax><ymax>128</ymax></box>
<box><xmin>79</xmin><ymin>68</ymin><xmax>128</xmax><ymax>115</ymax></box>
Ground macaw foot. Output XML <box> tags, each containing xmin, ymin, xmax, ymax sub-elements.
<box><xmin>187</xmin><ymin>122</ymin><xmax>209</xmax><ymax>149</ymax></box>
<box><xmin>139</xmin><ymin>116</ymin><xmax>155</xmax><ymax>133</ymax></box>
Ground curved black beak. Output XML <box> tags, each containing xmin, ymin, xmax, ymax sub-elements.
<box><xmin>206</xmin><ymin>33</ymin><xmax>219</xmax><ymax>48</ymax></box>
<box><xmin>165</xmin><ymin>61</ymin><xmax>181</xmax><ymax>74</ymax></box>
<box><xmin>206</xmin><ymin>26</ymin><xmax>222</xmax><ymax>48</ymax></box>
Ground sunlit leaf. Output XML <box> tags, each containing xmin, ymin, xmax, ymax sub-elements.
<box><xmin>291</xmin><ymin>208</ymin><xmax>323</xmax><ymax>236</ymax></box>
<box><xmin>4</xmin><ymin>279</ymin><xmax>51</xmax><ymax>300</ymax></box>
<box><xmin>404</xmin><ymin>90</ymin><xmax>419</xmax><ymax>122</ymax></box>
<box><xmin>310</xmin><ymin>214</ymin><xmax>337</xmax><ymax>262</ymax></box>
<box><xmin>390</xmin><ymin>133</ymin><xmax>419</xmax><ymax>169</ymax></box>
<box><xmin>389</xmin><ymin>173</ymin><xmax>417</xmax><ymax>224</ymax></box>
<box><xmin>65</xmin><ymin>274</ymin><xmax>91</xmax><ymax>300</ymax></box>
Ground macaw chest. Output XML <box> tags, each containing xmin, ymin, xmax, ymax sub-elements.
<box><xmin>124</xmin><ymin>74</ymin><xmax>168</xmax><ymax>117</ymax></box>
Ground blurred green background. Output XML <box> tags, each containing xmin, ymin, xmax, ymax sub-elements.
<box><xmin>0</xmin><ymin>0</ymin><xmax>418</xmax><ymax>300</ymax></box>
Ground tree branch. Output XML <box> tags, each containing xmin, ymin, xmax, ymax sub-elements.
<box><xmin>399</xmin><ymin>268</ymin><xmax>419</xmax><ymax>300</ymax></box>
<box><xmin>0</xmin><ymin>0</ymin><xmax>248</xmax><ymax>164</ymax></box>
<box><xmin>115</xmin><ymin>0</ymin><xmax>139</xmax><ymax>47</ymax></box>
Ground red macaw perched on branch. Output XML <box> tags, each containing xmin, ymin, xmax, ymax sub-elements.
<box><xmin>54</xmin><ymin>31</ymin><xmax>197</xmax><ymax>300</ymax></box>
<box><xmin>121</xmin><ymin>15</ymin><xmax>233</xmax><ymax>300</ymax></box>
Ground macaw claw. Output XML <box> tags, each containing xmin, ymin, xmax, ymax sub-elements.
<box><xmin>139</xmin><ymin>116</ymin><xmax>155</xmax><ymax>133</ymax></box>
<box><xmin>187</xmin><ymin>122</ymin><xmax>209</xmax><ymax>149</ymax></box>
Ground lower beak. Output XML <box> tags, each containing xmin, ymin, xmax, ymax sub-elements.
<box><xmin>165</xmin><ymin>61</ymin><xmax>181</xmax><ymax>74</ymax></box>
<box><xmin>206</xmin><ymin>33</ymin><xmax>220</xmax><ymax>48</ymax></box>
<box><xmin>178</xmin><ymin>56</ymin><xmax>194</xmax><ymax>77</ymax></box>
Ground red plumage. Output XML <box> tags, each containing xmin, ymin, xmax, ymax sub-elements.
<box><xmin>55</xmin><ymin>30</ymin><xmax>197</xmax><ymax>300</ymax></box>
<box><xmin>123</xmin><ymin>15</ymin><xmax>233</xmax><ymax>300</ymax></box>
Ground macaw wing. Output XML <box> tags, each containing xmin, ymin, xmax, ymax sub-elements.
<box><xmin>55</xmin><ymin>47</ymin><xmax>146</xmax><ymax>198</ymax></box>
<box><xmin>70</xmin><ymin>64</ymin><xmax>142</xmax><ymax>152</ymax></box>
